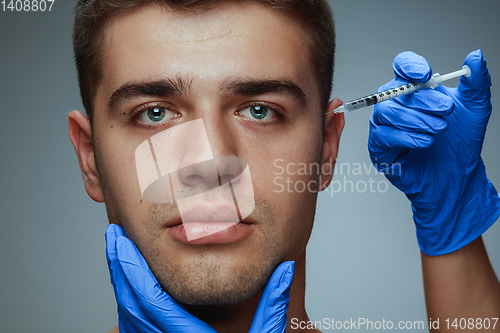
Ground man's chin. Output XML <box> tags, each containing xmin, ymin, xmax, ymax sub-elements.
<box><xmin>154</xmin><ymin>255</ymin><xmax>280</xmax><ymax>306</ymax></box>
<box><xmin>169</xmin><ymin>284</ymin><xmax>262</xmax><ymax>306</ymax></box>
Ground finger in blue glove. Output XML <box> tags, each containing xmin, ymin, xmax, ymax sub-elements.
<box><xmin>249</xmin><ymin>261</ymin><xmax>295</xmax><ymax>333</ymax></box>
<box><xmin>106</xmin><ymin>224</ymin><xmax>155</xmax><ymax>333</ymax></box>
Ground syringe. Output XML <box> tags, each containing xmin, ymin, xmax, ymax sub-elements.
<box><xmin>326</xmin><ymin>65</ymin><xmax>471</xmax><ymax>114</ymax></box>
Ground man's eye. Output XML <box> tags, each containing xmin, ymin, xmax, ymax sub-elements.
<box><xmin>139</xmin><ymin>107</ymin><xmax>178</xmax><ymax>124</ymax></box>
<box><xmin>239</xmin><ymin>105</ymin><xmax>276</xmax><ymax>121</ymax></box>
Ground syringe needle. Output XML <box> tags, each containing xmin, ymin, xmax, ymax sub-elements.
<box><xmin>326</xmin><ymin>65</ymin><xmax>471</xmax><ymax>115</ymax></box>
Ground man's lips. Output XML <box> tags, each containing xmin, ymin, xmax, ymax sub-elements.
<box><xmin>162</xmin><ymin>201</ymin><xmax>255</xmax><ymax>243</ymax></box>
<box><xmin>163</xmin><ymin>201</ymin><xmax>250</xmax><ymax>227</ymax></box>
<box><xmin>168</xmin><ymin>222</ymin><xmax>254</xmax><ymax>244</ymax></box>
<box><xmin>165</xmin><ymin>217</ymin><xmax>255</xmax><ymax>228</ymax></box>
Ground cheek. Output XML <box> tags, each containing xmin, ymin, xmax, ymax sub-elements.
<box><xmin>253</xmin><ymin>122</ymin><xmax>322</xmax><ymax>191</ymax></box>
<box><xmin>94</xmin><ymin>125</ymin><xmax>146</xmax><ymax>222</ymax></box>
<box><xmin>246</xmin><ymin>122</ymin><xmax>322</xmax><ymax>235</ymax></box>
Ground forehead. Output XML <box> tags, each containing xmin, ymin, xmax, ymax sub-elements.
<box><xmin>96</xmin><ymin>2</ymin><xmax>317</xmax><ymax>109</ymax></box>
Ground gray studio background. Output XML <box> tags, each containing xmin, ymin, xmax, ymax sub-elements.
<box><xmin>1</xmin><ymin>0</ymin><xmax>499</xmax><ymax>331</ymax></box>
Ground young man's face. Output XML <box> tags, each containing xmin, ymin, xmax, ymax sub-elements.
<box><xmin>86</xmin><ymin>2</ymin><xmax>341</xmax><ymax>305</ymax></box>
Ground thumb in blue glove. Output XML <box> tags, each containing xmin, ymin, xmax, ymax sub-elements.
<box><xmin>106</xmin><ymin>223</ymin><xmax>295</xmax><ymax>332</ymax></box>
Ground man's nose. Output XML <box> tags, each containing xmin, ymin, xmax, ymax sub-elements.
<box><xmin>216</xmin><ymin>156</ymin><xmax>244</xmax><ymax>185</ymax></box>
<box><xmin>177</xmin><ymin>159</ymin><xmax>219</xmax><ymax>189</ymax></box>
<box><xmin>176</xmin><ymin>113</ymin><xmax>240</xmax><ymax>194</ymax></box>
<box><xmin>176</xmin><ymin>156</ymin><xmax>244</xmax><ymax>188</ymax></box>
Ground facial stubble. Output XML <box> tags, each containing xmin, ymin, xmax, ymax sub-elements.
<box><xmin>135</xmin><ymin>196</ymin><xmax>287</xmax><ymax>306</ymax></box>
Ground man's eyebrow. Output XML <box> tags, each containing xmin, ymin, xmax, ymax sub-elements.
<box><xmin>108</xmin><ymin>78</ymin><xmax>192</xmax><ymax>111</ymax></box>
<box><xmin>220</xmin><ymin>78</ymin><xmax>307</xmax><ymax>107</ymax></box>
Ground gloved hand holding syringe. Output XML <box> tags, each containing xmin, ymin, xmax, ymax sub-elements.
<box><xmin>363</xmin><ymin>49</ymin><xmax>500</xmax><ymax>256</ymax></box>
<box><xmin>326</xmin><ymin>64</ymin><xmax>471</xmax><ymax>114</ymax></box>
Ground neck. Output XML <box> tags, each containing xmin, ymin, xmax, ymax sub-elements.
<box><xmin>184</xmin><ymin>251</ymin><xmax>319</xmax><ymax>333</ymax></box>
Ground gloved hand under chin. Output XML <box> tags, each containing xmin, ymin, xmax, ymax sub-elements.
<box><xmin>105</xmin><ymin>223</ymin><xmax>295</xmax><ymax>332</ymax></box>
<box><xmin>368</xmin><ymin>49</ymin><xmax>500</xmax><ymax>256</ymax></box>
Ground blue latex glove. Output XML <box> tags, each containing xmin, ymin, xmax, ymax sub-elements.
<box><xmin>105</xmin><ymin>224</ymin><xmax>295</xmax><ymax>332</ymax></box>
<box><xmin>368</xmin><ymin>50</ymin><xmax>500</xmax><ymax>256</ymax></box>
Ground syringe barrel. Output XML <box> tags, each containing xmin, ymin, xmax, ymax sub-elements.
<box><xmin>343</xmin><ymin>95</ymin><xmax>378</xmax><ymax>112</ymax></box>
<box><xmin>343</xmin><ymin>82</ymin><xmax>422</xmax><ymax>112</ymax></box>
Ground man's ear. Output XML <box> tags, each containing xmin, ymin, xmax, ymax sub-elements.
<box><xmin>68</xmin><ymin>111</ymin><xmax>105</xmax><ymax>202</ymax></box>
<box><xmin>319</xmin><ymin>99</ymin><xmax>345</xmax><ymax>191</ymax></box>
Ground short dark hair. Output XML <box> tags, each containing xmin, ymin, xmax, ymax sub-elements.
<box><xmin>72</xmin><ymin>0</ymin><xmax>335</xmax><ymax>124</ymax></box>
